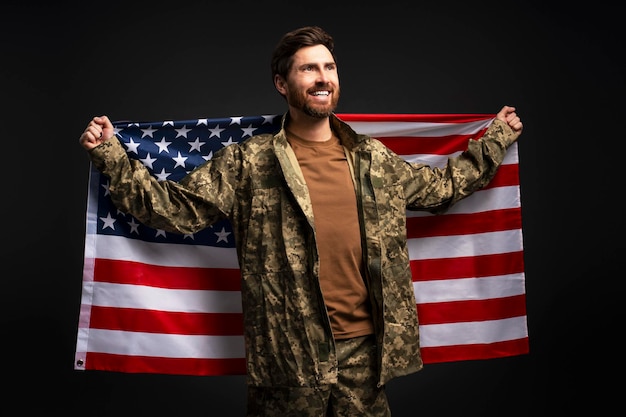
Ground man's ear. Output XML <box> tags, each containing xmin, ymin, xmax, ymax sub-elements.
<box><xmin>274</xmin><ymin>74</ymin><xmax>287</xmax><ymax>95</ymax></box>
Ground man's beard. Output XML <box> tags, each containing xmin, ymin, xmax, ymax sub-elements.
<box><xmin>287</xmin><ymin>83</ymin><xmax>340</xmax><ymax>118</ymax></box>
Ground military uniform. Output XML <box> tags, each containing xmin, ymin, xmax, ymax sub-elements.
<box><xmin>88</xmin><ymin>112</ymin><xmax>520</xmax><ymax>413</ymax></box>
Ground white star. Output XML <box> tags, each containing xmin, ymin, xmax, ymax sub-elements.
<box><xmin>127</xmin><ymin>218</ymin><xmax>140</xmax><ymax>234</ymax></box>
<box><xmin>183</xmin><ymin>233</ymin><xmax>195</xmax><ymax>240</ymax></box>
<box><xmin>214</xmin><ymin>227</ymin><xmax>231</xmax><ymax>243</ymax></box>
<box><xmin>155</xmin><ymin>137</ymin><xmax>172</xmax><ymax>154</ymax></box>
<box><xmin>188</xmin><ymin>137</ymin><xmax>205</xmax><ymax>152</ymax></box>
<box><xmin>230</xmin><ymin>117</ymin><xmax>243</xmax><ymax>125</ymax></box>
<box><xmin>140</xmin><ymin>153</ymin><xmax>157</xmax><ymax>169</ymax></box>
<box><xmin>163</xmin><ymin>121</ymin><xmax>174</xmax><ymax>126</ymax></box>
<box><xmin>114</xmin><ymin>126</ymin><xmax>122</xmax><ymax>136</ymax></box>
<box><xmin>155</xmin><ymin>168</ymin><xmax>171</xmax><ymax>181</ymax></box>
<box><xmin>172</xmin><ymin>151</ymin><xmax>188</xmax><ymax>169</ymax></box>
<box><xmin>125</xmin><ymin>138</ymin><xmax>140</xmax><ymax>154</ymax></box>
<box><xmin>197</xmin><ymin>119</ymin><xmax>208</xmax><ymax>126</ymax></box>
<box><xmin>175</xmin><ymin>125</ymin><xmax>191</xmax><ymax>138</ymax></box>
<box><xmin>101</xmin><ymin>181</ymin><xmax>110</xmax><ymax>196</ymax></box>
<box><xmin>209</xmin><ymin>125</ymin><xmax>225</xmax><ymax>138</ymax></box>
<box><xmin>221</xmin><ymin>136</ymin><xmax>237</xmax><ymax>147</ymax></box>
<box><xmin>241</xmin><ymin>124</ymin><xmax>256</xmax><ymax>138</ymax></box>
<box><xmin>141</xmin><ymin>126</ymin><xmax>157</xmax><ymax>138</ymax></box>
<box><xmin>262</xmin><ymin>115</ymin><xmax>277</xmax><ymax>124</ymax></box>
<box><xmin>99</xmin><ymin>212</ymin><xmax>116</xmax><ymax>230</ymax></box>
<box><xmin>202</xmin><ymin>150</ymin><xmax>213</xmax><ymax>161</ymax></box>
<box><xmin>155</xmin><ymin>229</ymin><xmax>167</xmax><ymax>238</ymax></box>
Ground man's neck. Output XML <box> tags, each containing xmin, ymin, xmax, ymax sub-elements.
<box><xmin>286</xmin><ymin>110</ymin><xmax>332</xmax><ymax>142</ymax></box>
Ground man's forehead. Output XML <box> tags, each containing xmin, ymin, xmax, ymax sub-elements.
<box><xmin>292</xmin><ymin>44</ymin><xmax>334</xmax><ymax>65</ymax></box>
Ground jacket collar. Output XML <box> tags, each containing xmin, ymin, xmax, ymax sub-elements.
<box><xmin>277</xmin><ymin>112</ymin><xmax>365</xmax><ymax>150</ymax></box>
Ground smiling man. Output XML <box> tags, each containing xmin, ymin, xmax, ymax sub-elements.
<box><xmin>79</xmin><ymin>26</ymin><xmax>523</xmax><ymax>417</ymax></box>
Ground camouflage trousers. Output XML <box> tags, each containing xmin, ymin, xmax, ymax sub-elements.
<box><xmin>246</xmin><ymin>334</ymin><xmax>391</xmax><ymax>417</ymax></box>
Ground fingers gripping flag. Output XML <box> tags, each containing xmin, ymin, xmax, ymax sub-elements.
<box><xmin>75</xmin><ymin>113</ymin><xmax>529</xmax><ymax>375</ymax></box>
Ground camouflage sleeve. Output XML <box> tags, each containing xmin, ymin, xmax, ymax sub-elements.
<box><xmin>88</xmin><ymin>137</ymin><xmax>236</xmax><ymax>234</ymax></box>
<box><xmin>402</xmin><ymin>118</ymin><xmax>520</xmax><ymax>213</ymax></box>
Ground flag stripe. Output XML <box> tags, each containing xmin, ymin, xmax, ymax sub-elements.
<box><xmin>485</xmin><ymin>164</ymin><xmax>519</xmax><ymax>187</ymax></box>
<box><xmin>408</xmin><ymin>229</ymin><xmax>523</xmax><ymax>261</ymax></box>
<box><xmin>83</xmin><ymin>352</ymin><xmax>246</xmax><ymax>375</ymax></box>
<box><xmin>417</xmin><ymin>294</ymin><xmax>527</xmax><ymax>324</ymax></box>
<box><xmin>380</xmin><ymin>133</ymin><xmax>486</xmax><ymax>155</ymax></box>
<box><xmin>89</xmin><ymin>282</ymin><xmax>242</xmax><ymax>312</ymax></box>
<box><xmin>336</xmin><ymin>113</ymin><xmax>495</xmax><ymax>124</ymax></box>
<box><xmin>411</xmin><ymin>252</ymin><xmax>525</xmax><ymax>281</ymax></box>
<box><xmin>418</xmin><ymin>316</ymin><xmax>528</xmax><ymax>347</ymax></box>
<box><xmin>93</xmin><ymin>258</ymin><xmax>241</xmax><ymax>290</ymax></box>
<box><xmin>421</xmin><ymin>338</ymin><xmax>529</xmax><ymax>363</ymax></box>
<box><xmin>413</xmin><ymin>273</ymin><xmax>526</xmax><ymax>304</ymax></box>
<box><xmin>83</xmin><ymin>328</ymin><xmax>245</xmax><ymax>358</ymax></box>
<box><xmin>89</xmin><ymin>306</ymin><xmax>244</xmax><ymax>335</ymax></box>
<box><xmin>407</xmin><ymin>207</ymin><xmax>522</xmax><ymax>238</ymax></box>
<box><xmin>75</xmin><ymin>113</ymin><xmax>529</xmax><ymax>376</ymax></box>
<box><xmin>340</xmin><ymin>117</ymin><xmax>493</xmax><ymax>137</ymax></box>
<box><xmin>87</xmin><ymin>235</ymin><xmax>240</xmax><ymax>267</ymax></box>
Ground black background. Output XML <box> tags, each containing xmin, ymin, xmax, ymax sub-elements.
<box><xmin>1</xmin><ymin>1</ymin><xmax>623</xmax><ymax>415</ymax></box>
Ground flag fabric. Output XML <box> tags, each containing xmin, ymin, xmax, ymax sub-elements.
<box><xmin>75</xmin><ymin>113</ymin><xmax>528</xmax><ymax>376</ymax></box>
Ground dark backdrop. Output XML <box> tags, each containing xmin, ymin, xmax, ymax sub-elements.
<box><xmin>2</xmin><ymin>1</ymin><xmax>622</xmax><ymax>415</ymax></box>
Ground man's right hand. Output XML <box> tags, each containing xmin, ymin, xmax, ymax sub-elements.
<box><xmin>79</xmin><ymin>115</ymin><xmax>114</xmax><ymax>150</ymax></box>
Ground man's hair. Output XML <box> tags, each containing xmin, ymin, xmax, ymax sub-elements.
<box><xmin>270</xmin><ymin>26</ymin><xmax>336</xmax><ymax>82</ymax></box>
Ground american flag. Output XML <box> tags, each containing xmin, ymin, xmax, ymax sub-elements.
<box><xmin>75</xmin><ymin>113</ymin><xmax>528</xmax><ymax>375</ymax></box>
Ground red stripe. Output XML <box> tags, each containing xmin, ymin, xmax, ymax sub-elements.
<box><xmin>483</xmin><ymin>164</ymin><xmax>519</xmax><ymax>189</ymax></box>
<box><xmin>93</xmin><ymin>258</ymin><xmax>241</xmax><ymax>290</ymax></box>
<box><xmin>337</xmin><ymin>113</ymin><xmax>495</xmax><ymax>123</ymax></box>
<box><xmin>411</xmin><ymin>251</ymin><xmax>525</xmax><ymax>281</ymax></box>
<box><xmin>420</xmin><ymin>338</ymin><xmax>529</xmax><ymax>363</ymax></box>
<box><xmin>417</xmin><ymin>294</ymin><xmax>527</xmax><ymax>325</ymax></box>
<box><xmin>379</xmin><ymin>132</ymin><xmax>488</xmax><ymax>155</ymax></box>
<box><xmin>407</xmin><ymin>207</ymin><xmax>522</xmax><ymax>238</ymax></box>
<box><xmin>84</xmin><ymin>352</ymin><xmax>246</xmax><ymax>375</ymax></box>
<box><xmin>89</xmin><ymin>306</ymin><xmax>244</xmax><ymax>335</ymax></box>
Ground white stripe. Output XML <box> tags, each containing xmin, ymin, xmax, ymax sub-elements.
<box><xmin>408</xmin><ymin>229</ymin><xmax>524</xmax><ymax>260</ymax></box>
<box><xmin>346</xmin><ymin>118</ymin><xmax>493</xmax><ymax>137</ymax></box>
<box><xmin>86</xmin><ymin>234</ymin><xmax>240</xmax><ymax>268</ymax></box>
<box><xmin>418</xmin><ymin>316</ymin><xmax>528</xmax><ymax>347</ymax></box>
<box><xmin>92</xmin><ymin>282</ymin><xmax>242</xmax><ymax>313</ymax></box>
<box><xmin>86</xmin><ymin>329</ymin><xmax>245</xmax><ymax>358</ymax></box>
<box><xmin>413</xmin><ymin>273</ymin><xmax>526</xmax><ymax>303</ymax></box>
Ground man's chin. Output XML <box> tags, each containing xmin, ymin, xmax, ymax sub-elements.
<box><xmin>303</xmin><ymin>105</ymin><xmax>336</xmax><ymax>118</ymax></box>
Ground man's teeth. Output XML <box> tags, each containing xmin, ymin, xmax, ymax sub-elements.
<box><xmin>312</xmin><ymin>91</ymin><xmax>329</xmax><ymax>96</ymax></box>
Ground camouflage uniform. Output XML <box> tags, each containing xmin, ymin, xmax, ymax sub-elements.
<box><xmin>88</xmin><ymin>112</ymin><xmax>520</xmax><ymax>413</ymax></box>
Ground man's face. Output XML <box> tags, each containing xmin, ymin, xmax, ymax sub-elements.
<box><xmin>282</xmin><ymin>44</ymin><xmax>340</xmax><ymax>118</ymax></box>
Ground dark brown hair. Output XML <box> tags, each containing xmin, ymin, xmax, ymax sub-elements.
<box><xmin>270</xmin><ymin>26</ymin><xmax>336</xmax><ymax>82</ymax></box>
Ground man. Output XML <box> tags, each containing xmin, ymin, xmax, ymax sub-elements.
<box><xmin>79</xmin><ymin>26</ymin><xmax>523</xmax><ymax>417</ymax></box>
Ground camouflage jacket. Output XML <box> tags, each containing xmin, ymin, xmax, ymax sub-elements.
<box><xmin>88</xmin><ymin>113</ymin><xmax>520</xmax><ymax>387</ymax></box>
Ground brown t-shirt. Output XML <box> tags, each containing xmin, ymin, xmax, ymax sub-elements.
<box><xmin>288</xmin><ymin>131</ymin><xmax>374</xmax><ymax>339</ymax></box>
